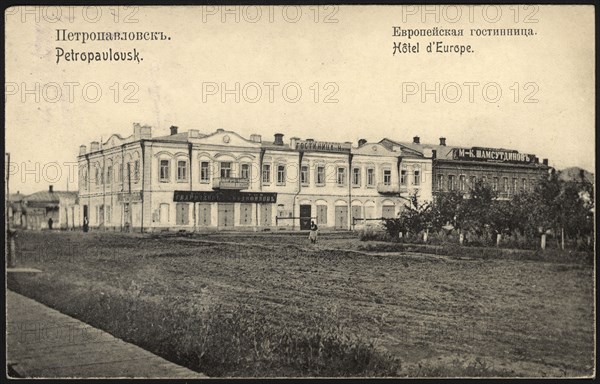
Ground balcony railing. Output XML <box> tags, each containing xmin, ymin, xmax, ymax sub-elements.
<box><xmin>213</xmin><ymin>177</ymin><xmax>250</xmax><ymax>190</ymax></box>
<box><xmin>376</xmin><ymin>183</ymin><xmax>400</xmax><ymax>194</ymax></box>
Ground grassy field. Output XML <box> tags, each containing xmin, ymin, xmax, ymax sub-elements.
<box><xmin>7</xmin><ymin>230</ymin><xmax>595</xmax><ymax>377</ymax></box>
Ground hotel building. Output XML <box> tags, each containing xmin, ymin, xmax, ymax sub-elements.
<box><xmin>77</xmin><ymin>124</ymin><xmax>434</xmax><ymax>231</ymax></box>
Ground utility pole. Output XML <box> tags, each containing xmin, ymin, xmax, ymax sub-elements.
<box><xmin>6</xmin><ymin>153</ymin><xmax>15</xmax><ymax>267</ymax></box>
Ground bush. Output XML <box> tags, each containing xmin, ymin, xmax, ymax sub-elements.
<box><xmin>359</xmin><ymin>228</ymin><xmax>390</xmax><ymax>242</ymax></box>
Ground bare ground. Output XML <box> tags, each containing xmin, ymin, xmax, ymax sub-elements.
<box><xmin>7</xmin><ymin>230</ymin><xmax>595</xmax><ymax>377</ymax></box>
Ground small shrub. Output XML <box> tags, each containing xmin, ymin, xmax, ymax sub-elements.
<box><xmin>359</xmin><ymin>228</ymin><xmax>390</xmax><ymax>242</ymax></box>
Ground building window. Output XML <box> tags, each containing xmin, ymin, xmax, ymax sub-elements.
<box><xmin>482</xmin><ymin>175</ymin><xmax>487</xmax><ymax>185</ymax></box>
<box><xmin>262</xmin><ymin>164</ymin><xmax>271</xmax><ymax>184</ymax></box>
<box><xmin>367</xmin><ymin>168</ymin><xmax>375</xmax><ymax>186</ymax></box>
<box><xmin>159</xmin><ymin>160</ymin><xmax>170</xmax><ymax>181</ymax></box>
<box><xmin>133</xmin><ymin>160</ymin><xmax>140</xmax><ymax>182</ymax></box>
<box><xmin>448</xmin><ymin>175</ymin><xmax>455</xmax><ymax>191</ymax></box>
<box><xmin>469</xmin><ymin>176</ymin><xmax>477</xmax><ymax>189</ymax></box>
<box><xmin>337</xmin><ymin>167</ymin><xmax>346</xmax><ymax>186</ymax></box>
<box><xmin>400</xmin><ymin>169</ymin><xmax>407</xmax><ymax>185</ymax></box>
<box><xmin>459</xmin><ymin>175</ymin><xmax>466</xmax><ymax>191</ymax></box>
<box><xmin>493</xmin><ymin>177</ymin><xmax>499</xmax><ymax>191</ymax></box>
<box><xmin>301</xmin><ymin>165</ymin><xmax>309</xmax><ymax>185</ymax></box>
<box><xmin>316</xmin><ymin>165</ymin><xmax>325</xmax><ymax>185</ymax></box>
<box><xmin>81</xmin><ymin>169</ymin><xmax>87</xmax><ymax>190</ymax></box>
<box><xmin>383</xmin><ymin>169</ymin><xmax>392</xmax><ymax>186</ymax></box>
<box><xmin>277</xmin><ymin>165</ymin><xmax>286</xmax><ymax>185</ymax></box>
<box><xmin>530</xmin><ymin>179</ymin><xmax>535</xmax><ymax>191</ymax></box>
<box><xmin>106</xmin><ymin>166</ymin><xmax>113</xmax><ymax>185</ymax></box>
<box><xmin>177</xmin><ymin>160</ymin><xmax>188</xmax><ymax>181</ymax></box>
<box><xmin>437</xmin><ymin>174</ymin><xmax>444</xmax><ymax>191</ymax></box>
<box><xmin>413</xmin><ymin>168</ymin><xmax>421</xmax><ymax>186</ymax></box>
<box><xmin>513</xmin><ymin>178</ymin><xmax>518</xmax><ymax>194</ymax></box>
<box><xmin>241</xmin><ymin>163</ymin><xmax>250</xmax><ymax>180</ymax></box>
<box><xmin>118</xmin><ymin>167</ymin><xmax>122</xmax><ymax>182</ymax></box>
<box><xmin>352</xmin><ymin>167</ymin><xmax>361</xmax><ymax>187</ymax></box>
<box><xmin>522</xmin><ymin>178</ymin><xmax>527</xmax><ymax>192</ymax></box>
<box><xmin>220</xmin><ymin>162</ymin><xmax>232</xmax><ymax>178</ymax></box>
<box><xmin>106</xmin><ymin>205</ymin><xmax>111</xmax><ymax>223</ymax></box>
<box><xmin>95</xmin><ymin>168</ymin><xmax>100</xmax><ymax>186</ymax></box>
<box><xmin>200</xmin><ymin>161</ymin><xmax>210</xmax><ymax>182</ymax></box>
<box><xmin>502</xmin><ymin>177</ymin><xmax>509</xmax><ymax>193</ymax></box>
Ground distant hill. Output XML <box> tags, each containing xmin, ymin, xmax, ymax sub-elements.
<box><xmin>558</xmin><ymin>167</ymin><xmax>594</xmax><ymax>183</ymax></box>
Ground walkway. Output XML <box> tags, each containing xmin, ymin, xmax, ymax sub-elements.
<box><xmin>6</xmin><ymin>290</ymin><xmax>205</xmax><ymax>378</ymax></box>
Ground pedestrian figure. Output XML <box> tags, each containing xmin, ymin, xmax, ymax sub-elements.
<box><xmin>47</xmin><ymin>217</ymin><xmax>53</xmax><ymax>230</ymax></box>
<box><xmin>83</xmin><ymin>216</ymin><xmax>89</xmax><ymax>233</ymax></box>
<box><xmin>309</xmin><ymin>220</ymin><xmax>318</xmax><ymax>244</ymax></box>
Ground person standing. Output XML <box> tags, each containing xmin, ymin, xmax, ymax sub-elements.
<box><xmin>47</xmin><ymin>217</ymin><xmax>53</xmax><ymax>230</ymax></box>
<box><xmin>309</xmin><ymin>220</ymin><xmax>318</xmax><ymax>244</ymax></box>
<box><xmin>83</xmin><ymin>216</ymin><xmax>89</xmax><ymax>233</ymax></box>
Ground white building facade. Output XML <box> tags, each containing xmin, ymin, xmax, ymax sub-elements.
<box><xmin>77</xmin><ymin>124</ymin><xmax>433</xmax><ymax>231</ymax></box>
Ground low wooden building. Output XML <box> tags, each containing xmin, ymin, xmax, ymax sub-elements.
<box><xmin>22</xmin><ymin>186</ymin><xmax>80</xmax><ymax>230</ymax></box>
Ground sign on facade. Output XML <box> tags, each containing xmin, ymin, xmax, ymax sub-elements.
<box><xmin>452</xmin><ymin>147</ymin><xmax>536</xmax><ymax>164</ymax></box>
<box><xmin>173</xmin><ymin>190</ymin><xmax>277</xmax><ymax>203</ymax></box>
<box><xmin>295</xmin><ymin>140</ymin><xmax>351</xmax><ymax>153</ymax></box>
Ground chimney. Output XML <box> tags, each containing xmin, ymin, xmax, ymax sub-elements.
<box><xmin>358</xmin><ymin>139</ymin><xmax>367</xmax><ymax>147</ymax></box>
<box><xmin>542</xmin><ymin>158</ymin><xmax>548</xmax><ymax>166</ymax></box>
<box><xmin>140</xmin><ymin>125</ymin><xmax>152</xmax><ymax>139</ymax></box>
<box><xmin>306</xmin><ymin>138</ymin><xmax>314</xmax><ymax>142</ymax></box>
<box><xmin>49</xmin><ymin>185</ymin><xmax>54</xmax><ymax>193</ymax></box>
<box><xmin>290</xmin><ymin>137</ymin><xmax>300</xmax><ymax>148</ymax></box>
<box><xmin>79</xmin><ymin>145</ymin><xmax>87</xmax><ymax>155</ymax></box>
<box><xmin>413</xmin><ymin>136</ymin><xmax>420</xmax><ymax>144</ymax></box>
<box><xmin>90</xmin><ymin>141</ymin><xmax>99</xmax><ymax>152</ymax></box>
<box><xmin>170</xmin><ymin>126</ymin><xmax>178</xmax><ymax>135</ymax></box>
<box><xmin>274</xmin><ymin>133</ymin><xmax>284</xmax><ymax>145</ymax></box>
<box><xmin>250</xmin><ymin>134</ymin><xmax>262</xmax><ymax>143</ymax></box>
<box><xmin>439</xmin><ymin>137</ymin><xmax>446</xmax><ymax>146</ymax></box>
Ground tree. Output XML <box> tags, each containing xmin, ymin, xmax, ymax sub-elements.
<box><xmin>383</xmin><ymin>193</ymin><xmax>431</xmax><ymax>238</ymax></box>
<box><xmin>429</xmin><ymin>190</ymin><xmax>463</xmax><ymax>231</ymax></box>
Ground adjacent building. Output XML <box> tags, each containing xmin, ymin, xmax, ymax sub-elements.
<box><xmin>381</xmin><ymin>136</ymin><xmax>550</xmax><ymax>199</ymax></box>
<box><xmin>7</xmin><ymin>191</ymin><xmax>26</xmax><ymax>228</ymax></box>
<box><xmin>21</xmin><ymin>186</ymin><xmax>80</xmax><ymax>230</ymax></box>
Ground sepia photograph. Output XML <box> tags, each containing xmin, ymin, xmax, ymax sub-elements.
<box><xmin>4</xmin><ymin>3</ymin><xmax>596</xmax><ymax>379</ymax></box>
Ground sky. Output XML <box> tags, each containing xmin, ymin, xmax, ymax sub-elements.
<box><xmin>5</xmin><ymin>5</ymin><xmax>595</xmax><ymax>195</ymax></box>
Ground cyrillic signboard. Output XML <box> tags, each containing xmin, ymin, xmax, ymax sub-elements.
<box><xmin>173</xmin><ymin>190</ymin><xmax>277</xmax><ymax>203</ymax></box>
<box><xmin>295</xmin><ymin>140</ymin><xmax>351</xmax><ymax>153</ymax></box>
<box><xmin>452</xmin><ymin>147</ymin><xmax>536</xmax><ymax>164</ymax></box>
<box><xmin>117</xmin><ymin>192</ymin><xmax>143</xmax><ymax>202</ymax></box>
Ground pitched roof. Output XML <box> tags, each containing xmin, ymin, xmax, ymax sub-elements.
<box><xmin>261</xmin><ymin>141</ymin><xmax>293</xmax><ymax>151</ymax></box>
<box><xmin>380</xmin><ymin>138</ymin><xmax>457</xmax><ymax>159</ymax></box>
<box><xmin>24</xmin><ymin>191</ymin><xmax>78</xmax><ymax>203</ymax></box>
<box><xmin>152</xmin><ymin>132</ymin><xmax>192</xmax><ymax>142</ymax></box>
<box><xmin>8</xmin><ymin>193</ymin><xmax>26</xmax><ymax>202</ymax></box>
<box><xmin>558</xmin><ymin>167</ymin><xmax>594</xmax><ymax>183</ymax></box>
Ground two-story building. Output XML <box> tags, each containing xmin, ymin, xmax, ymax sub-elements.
<box><xmin>77</xmin><ymin>124</ymin><xmax>434</xmax><ymax>231</ymax></box>
<box><xmin>381</xmin><ymin>136</ymin><xmax>550</xmax><ymax>199</ymax></box>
